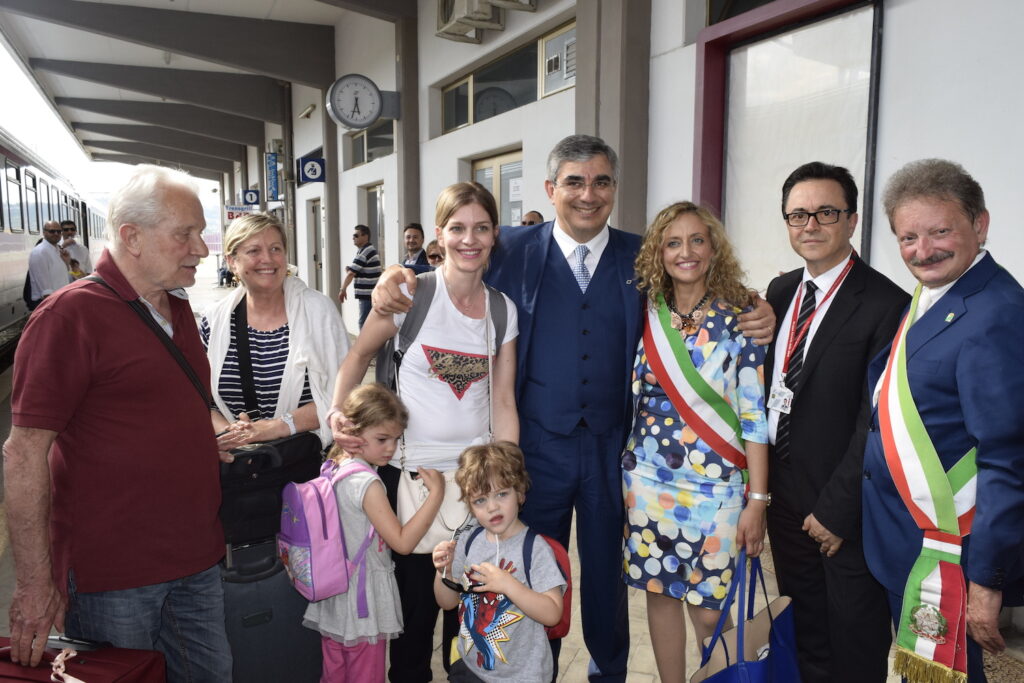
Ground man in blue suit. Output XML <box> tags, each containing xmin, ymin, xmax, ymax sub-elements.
<box><xmin>862</xmin><ymin>159</ymin><xmax>1024</xmax><ymax>682</ymax></box>
<box><xmin>376</xmin><ymin>135</ymin><xmax>774</xmax><ymax>681</ymax></box>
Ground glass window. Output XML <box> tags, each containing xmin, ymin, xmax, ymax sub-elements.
<box><xmin>542</xmin><ymin>25</ymin><xmax>577</xmax><ymax>96</ymax></box>
<box><xmin>25</xmin><ymin>172</ymin><xmax>39</xmax><ymax>234</ymax></box>
<box><xmin>364</xmin><ymin>184</ymin><xmax>385</xmax><ymax>263</ymax></box>
<box><xmin>6</xmin><ymin>162</ymin><xmax>23</xmax><ymax>232</ymax></box>
<box><xmin>443</xmin><ymin>79</ymin><xmax>470</xmax><ymax>132</ymax></box>
<box><xmin>722</xmin><ymin>5</ymin><xmax>874</xmax><ymax>288</ymax></box>
<box><xmin>39</xmin><ymin>179</ymin><xmax>50</xmax><ymax>222</ymax></box>
<box><xmin>366</xmin><ymin>121</ymin><xmax>394</xmax><ymax>162</ymax></box>
<box><xmin>707</xmin><ymin>0</ymin><xmax>775</xmax><ymax>25</ymax></box>
<box><xmin>472</xmin><ymin>151</ymin><xmax>523</xmax><ymax>226</ymax></box>
<box><xmin>475</xmin><ymin>43</ymin><xmax>537</xmax><ymax>123</ymax></box>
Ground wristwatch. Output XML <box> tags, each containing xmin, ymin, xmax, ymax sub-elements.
<box><xmin>281</xmin><ymin>412</ymin><xmax>297</xmax><ymax>436</ymax></box>
<box><xmin>748</xmin><ymin>491</ymin><xmax>771</xmax><ymax>506</ymax></box>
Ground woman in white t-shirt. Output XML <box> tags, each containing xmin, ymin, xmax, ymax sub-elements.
<box><xmin>328</xmin><ymin>181</ymin><xmax>518</xmax><ymax>681</ymax></box>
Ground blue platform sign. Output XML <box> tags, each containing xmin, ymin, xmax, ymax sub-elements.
<box><xmin>266</xmin><ymin>152</ymin><xmax>279</xmax><ymax>199</ymax></box>
<box><xmin>242</xmin><ymin>189</ymin><xmax>260</xmax><ymax>205</ymax></box>
<box><xmin>298</xmin><ymin>157</ymin><xmax>326</xmax><ymax>183</ymax></box>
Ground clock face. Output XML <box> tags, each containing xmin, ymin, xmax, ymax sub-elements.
<box><xmin>326</xmin><ymin>74</ymin><xmax>383</xmax><ymax>129</ymax></box>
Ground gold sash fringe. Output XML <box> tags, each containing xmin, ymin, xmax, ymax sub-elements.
<box><xmin>893</xmin><ymin>648</ymin><xmax>967</xmax><ymax>683</ymax></box>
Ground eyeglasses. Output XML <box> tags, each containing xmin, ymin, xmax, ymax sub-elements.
<box><xmin>783</xmin><ymin>208</ymin><xmax>852</xmax><ymax>228</ymax></box>
<box><xmin>427</xmin><ymin>253</ymin><xmax>443</xmax><ymax>262</ymax></box>
<box><xmin>553</xmin><ymin>178</ymin><xmax>616</xmax><ymax>194</ymax></box>
<box><xmin>44</xmin><ymin>229</ymin><xmax>62</xmax><ymax>235</ymax></box>
<box><xmin>62</xmin><ymin>227</ymin><xmax>76</xmax><ymax>232</ymax></box>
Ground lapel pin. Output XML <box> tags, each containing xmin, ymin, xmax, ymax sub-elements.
<box><xmin>945</xmin><ymin>312</ymin><xmax>955</xmax><ymax>322</ymax></box>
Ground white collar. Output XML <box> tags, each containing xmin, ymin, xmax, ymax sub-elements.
<box><xmin>921</xmin><ymin>249</ymin><xmax>986</xmax><ymax>302</ymax></box>
<box><xmin>551</xmin><ymin>219</ymin><xmax>610</xmax><ymax>260</ymax></box>
<box><xmin>801</xmin><ymin>250</ymin><xmax>854</xmax><ymax>294</ymax></box>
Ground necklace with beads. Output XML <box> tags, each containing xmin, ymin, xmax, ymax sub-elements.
<box><xmin>669</xmin><ymin>292</ymin><xmax>710</xmax><ymax>334</ymax></box>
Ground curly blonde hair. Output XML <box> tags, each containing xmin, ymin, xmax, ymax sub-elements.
<box><xmin>634</xmin><ymin>202</ymin><xmax>751</xmax><ymax>309</ymax></box>
<box><xmin>454</xmin><ymin>441</ymin><xmax>530</xmax><ymax>504</ymax></box>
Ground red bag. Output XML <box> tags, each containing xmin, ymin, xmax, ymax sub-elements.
<box><xmin>0</xmin><ymin>638</ymin><xmax>166</xmax><ymax>682</ymax></box>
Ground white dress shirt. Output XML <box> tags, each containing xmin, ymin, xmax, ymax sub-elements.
<box><xmin>551</xmin><ymin>219</ymin><xmax>610</xmax><ymax>275</ymax></box>
<box><xmin>61</xmin><ymin>238</ymin><xmax>93</xmax><ymax>273</ymax></box>
<box><xmin>28</xmin><ymin>240</ymin><xmax>71</xmax><ymax>300</ymax></box>
<box><xmin>768</xmin><ymin>252</ymin><xmax>855</xmax><ymax>444</ymax></box>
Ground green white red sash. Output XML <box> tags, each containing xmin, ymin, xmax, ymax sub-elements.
<box><xmin>878</xmin><ymin>284</ymin><xmax>977</xmax><ymax>683</ymax></box>
<box><xmin>642</xmin><ymin>297</ymin><xmax>746</xmax><ymax>470</ymax></box>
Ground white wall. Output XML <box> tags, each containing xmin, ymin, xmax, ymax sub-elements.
<box><xmin>293</xmin><ymin>83</ymin><xmax>327</xmax><ymax>288</ymax></box>
<box><xmin>334</xmin><ymin>11</ymin><xmax>396</xmax><ymax>332</ymax></box>
<box><xmin>647</xmin><ymin>0</ymin><xmax>697</xmax><ymax>223</ymax></box>
<box><xmin>868</xmin><ymin>0</ymin><xmax>1024</xmax><ymax>290</ymax></box>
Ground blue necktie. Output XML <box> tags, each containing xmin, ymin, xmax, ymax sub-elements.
<box><xmin>572</xmin><ymin>245</ymin><xmax>591</xmax><ymax>293</ymax></box>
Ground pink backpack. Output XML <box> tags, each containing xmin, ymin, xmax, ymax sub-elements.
<box><xmin>278</xmin><ymin>459</ymin><xmax>377</xmax><ymax>612</ymax></box>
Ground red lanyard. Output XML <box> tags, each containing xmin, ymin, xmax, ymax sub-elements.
<box><xmin>781</xmin><ymin>256</ymin><xmax>855</xmax><ymax>375</ymax></box>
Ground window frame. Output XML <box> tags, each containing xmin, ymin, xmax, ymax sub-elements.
<box><xmin>350</xmin><ymin>120</ymin><xmax>396</xmax><ymax>168</ymax></box>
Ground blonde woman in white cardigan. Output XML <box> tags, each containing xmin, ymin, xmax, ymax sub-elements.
<box><xmin>202</xmin><ymin>213</ymin><xmax>349</xmax><ymax>458</ymax></box>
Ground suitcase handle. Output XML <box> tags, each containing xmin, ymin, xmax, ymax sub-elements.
<box><xmin>223</xmin><ymin>552</ymin><xmax>283</xmax><ymax>584</ymax></box>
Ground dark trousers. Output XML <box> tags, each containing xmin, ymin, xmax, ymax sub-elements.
<box><xmin>380</xmin><ymin>464</ymin><xmax>459</xmax><ymax>682</ymax></box>
<box><xmin>767</xmin><ymin>500</ymin><xmax>892</xmax><ymax>683</ymax></box>
<box><xmin>885</xmin><ymin>589</ymin><xmax>987</xmax><ymax>683</ymax></box>
<box><xmin>518</xmin><ymin>418</ymin><xmax>629</xmax><ymax>682</ymax></box>
<box><xmin>357</xmin><ymin>297</ymin><xmax>372</xmax><ymax>328</ymax></box>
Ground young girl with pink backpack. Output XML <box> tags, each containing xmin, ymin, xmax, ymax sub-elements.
<box><xmin>296</xmin><ymin>383</ymin><xmax>444</xmax><ymax>682</ymax></box>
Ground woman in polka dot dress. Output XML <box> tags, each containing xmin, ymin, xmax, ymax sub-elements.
<box><xmin>622</xmin><ymin>202</ymin><xmax>769</xmax><ymax>682</ymax></box>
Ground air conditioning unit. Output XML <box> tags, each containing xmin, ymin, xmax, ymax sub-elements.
<box><xmin>460</xmin><ymin>0</ymin><xmax>504</xmax><ymax>30</ymax></box>
<box><xmin>489</xmin><ymin>0</ymin><xmax>536</xmax><ymax>9</ymax></box>
<box><xmin>437</xmin><ymin>0</ymin><xmax>481</xmax><ymax>44</ymax></box>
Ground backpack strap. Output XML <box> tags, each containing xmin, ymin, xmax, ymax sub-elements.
<box><xmin>330</xmin><ymin>459</ymin><xmax>380</xmax><ymax>618</ymax></box>
<box><xmin>375</xmin><ymin>270</ymin><xmax>438</xmax><ymax>389</ymax></box>
<box><xmin>484</xmin><ymin>284</ymin><xmax>508</xmax><ymax>349</ymax></box>
<box><xmin>232</xmin><ymin>295</ymin><xmax>261</xmax><ymax>417</ymax></box>
<box><xmin>522</xmin><ymin>528</ymin><xmax>536</xmax><ymax>589</ymax></box>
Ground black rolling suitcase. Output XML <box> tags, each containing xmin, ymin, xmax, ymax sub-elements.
<box><xmin>221</xmin><ymin>540</ymin><xmax>322</xmax><ymax>683</ymax></box>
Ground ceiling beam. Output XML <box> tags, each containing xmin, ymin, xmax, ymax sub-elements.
<box><xmin>90</xmin><ymin>153</ymin><xmax>223</xmax><ymax>183</ymax></box>
<box><xmin>0</xmin><ymin>0</ymin><xmax>335</xmax><ymax>88</ymax></box>
<box><xmin>56</xmin><ymin>98</ymin><xmax>263</xmax><ymax>147</ymax></box>
<box><xmin>313</xmin><ymin>0</ymin><xmax>415</xmax><ymax>22</ymax></box>
<box><xmin>71</xmin><ymin>122</ymin><xmax>245</xmax><ymax>162</ymax></box>
<box><xmin>83</xmin><ymin>139</ymin><xmax>233</xmax><ymax>174</ymax></box>
<box><xmin>32</xmin><ymin>59</ymin><xmax>285</xmax><ymax>123</ymax></box>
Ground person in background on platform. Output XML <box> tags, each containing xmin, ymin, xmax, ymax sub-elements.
<box><xmin>425</xmin><ymin>239</ymin><xmax>444</xmax><ymax>267</ymax></box>
<box><xmin>863</xmin><ymin>159</ymin><xmax>1024</xmax><ymax>683</ymax></box>
<box><xmin>27</xmin><ymin>220</ymin><xmax>72</xmax><ymax>307</ymax></box>
<box><xmin>60</xmin><ymin>220</ymin><xmax>92</xmax><ymax>274</ymax></box>
<box><xmin>522</xmin><ymin>210</ymin><xmax>544</xmax><ymax>226</ymax></box>
<box><xmin>339</xmin><ymin>224</ymin><xmax>382</xmax><ymax>328</ymax></box>
<box><xmin>201</xmin><ymin>212</ymin><xmax>349</xmax><ymax>456</ymax></box>
<box><xmin>764</xmin><ymin>162</ymin><xmax>907</xmax><ymax>683</ymax></box>
<box><xmin>372</xmin><ymin>135</ymin><xmax>777</xmax><ymax>681</ymax></box>
<box><xmin>624</xmin><ymin>201</ymin><xmax>768</xmax><ymax>682</ymax></box>
<box><xmin>3</xmin><ymin>164</ymin><xmax>231</xmax><ymax>680</ymax></box>
<box><xmin>403</xmin><ymin>223</ymin><xmax>429</xmax><ymax>266</ymax></box>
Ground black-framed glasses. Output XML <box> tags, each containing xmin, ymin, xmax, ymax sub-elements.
<box><xmin>439</xmin><ymin>522</ymin><xmax>481</xmax><ymax>594</ymax></box>
<box><xmin>553</xmin><ymin>178</ymin><xmax>616</xmax><ymax>194</ymax></box>
<box><xmin>427</xmin><ymin>253</ymin><xmax>443</xmax><ymax>262</ymax></box>
<box><xmin>44</xmin><ymin>229</ymin><xmax>62</xmax><ymax>235</ymax></box>
<box><xmin>783</xmin><ymin>208</ymin><xmax>852</xmax><ymax>228</ymax></box>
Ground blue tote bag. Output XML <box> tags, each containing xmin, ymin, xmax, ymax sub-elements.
<box><xmin>689</xmin><ymin>549</ymin><xmax>801</xmax><ymax>683</ymax></box>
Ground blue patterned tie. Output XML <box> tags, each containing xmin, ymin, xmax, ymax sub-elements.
<box><xmin>572</xmin><ymin>245</ymin><xmax>591</xmax><ymax>293</ymax></box>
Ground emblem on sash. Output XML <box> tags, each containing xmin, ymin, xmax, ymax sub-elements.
<box><xmin>909</xmin><ymin>604</ymin><xmax>948</xmax><ymax>643</ymax></box>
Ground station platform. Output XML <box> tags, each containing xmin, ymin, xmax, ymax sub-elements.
<box><xmin>0</xmin><ymin>259</ymin><xmax>1019</xmax><ymax>680</ymax></box>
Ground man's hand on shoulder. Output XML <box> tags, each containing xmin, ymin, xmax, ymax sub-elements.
<box><xmin>737</xmin><ymin>292</ymin><xmax>776</xmax><ymax>346</ymax></box>
<box><xmin>9</xmin><ymin>578</ymin><xmax>66</xmax><ymax>666</ymax></box>
<box><xmin>371</xmin><ymin>264</ymin><xmax>417</xmax><ymax>315</ymax></box>
<box><xmin>967</xmin><ymin>581</ymin><xmax>1005</xmax><ymax>653</ymax></box>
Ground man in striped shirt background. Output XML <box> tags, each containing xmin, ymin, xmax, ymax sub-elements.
<box><xmin>339</xmin><ymin>224</ymin><xmax>382</xmax><ymax>328</ymax></box>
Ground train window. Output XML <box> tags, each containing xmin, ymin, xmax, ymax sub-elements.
<box><xmin>25</xmin><ymin>172</ymin><xmax>39</xmax><ymax>234</ymax></box>
<box><xmin>5</xmin><ymin>162</ymin><xmax>23</xmax><ymax>232</ymax></box>
<box><xmin>39</xmin><ymin>178</ymin><xmax>50</xmax><ymax>222</ymax></box>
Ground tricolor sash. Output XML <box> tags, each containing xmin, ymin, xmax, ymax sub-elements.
<box><xmin>642</xmin><ymin>297</ymin><xmax>746</xmax><ymax>470</ymax></box>
<box><xmin>878</xmin><ymin>284</ymin><xmax>977</xmax><ymax>683</ymax></box>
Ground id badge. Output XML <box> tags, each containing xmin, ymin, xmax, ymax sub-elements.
<box><xmin>768</xmin><ymin>383</ymin><xmax>793</xmax><ymax>414</ymax></box>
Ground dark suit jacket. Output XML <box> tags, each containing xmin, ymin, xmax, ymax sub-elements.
<box><xmin>485</xmin><ymin>221</ymin><xmax>643</xmax><ymax>426</ymax></box>
<box><xmin>863</xmin><ymin>253</ymin><xmax>1024</xmax><ymax>599</ymax></box>
<box><xmin>765</xmin><ymin>257</ymin><xmax>909</xmax><ymax>539</ymax></box>
<box><xmin>405</xmin><ymin>249</ymin><xmax>429</xmax><ymax>267</ymax></box>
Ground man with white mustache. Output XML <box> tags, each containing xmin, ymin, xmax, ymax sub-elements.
<box><xmin>863</xmin><ymin>159</ymin><xmax>1024</xmax><ymax>683</ymax></box>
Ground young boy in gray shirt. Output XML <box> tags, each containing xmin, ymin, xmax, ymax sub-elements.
<box><xmin>432</xmin><ymin>442</ymin><xmax>566</xmax><ymax>682</ymax></box>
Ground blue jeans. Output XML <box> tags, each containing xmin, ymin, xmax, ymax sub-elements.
<box><xmin>66</xmin><ymin>564</ymin><xmax>233</xmax><ymax>683</ymax></box>
<box><xmin>358</xmin><ymin>297</ymin><xmax>372</xmax><ymax>328</ymax></box>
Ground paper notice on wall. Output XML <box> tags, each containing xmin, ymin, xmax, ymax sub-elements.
<box><xmin>510</xmin><ymin>207</ymin><xmax>522</xmax><ymax>224</ymax></box>
<box><xmin>508</xmin><ymin>177</ymin><xmax>523</xmax><ymax>202</ymax></box>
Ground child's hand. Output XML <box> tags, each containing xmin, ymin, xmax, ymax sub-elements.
<box><xmin>417</xmin><ymin>468</ymin><xmax>444</xmax><ymax>496</ymax></box>
<box><xmin>468</xmin><ymin>561</ymin><xmax>518</xmax><ymax>595</ymax></box>
<box><xmin>432</xmin><ymin>540</ymin><xmax>456</xmax><ymax>573</ymax></box>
